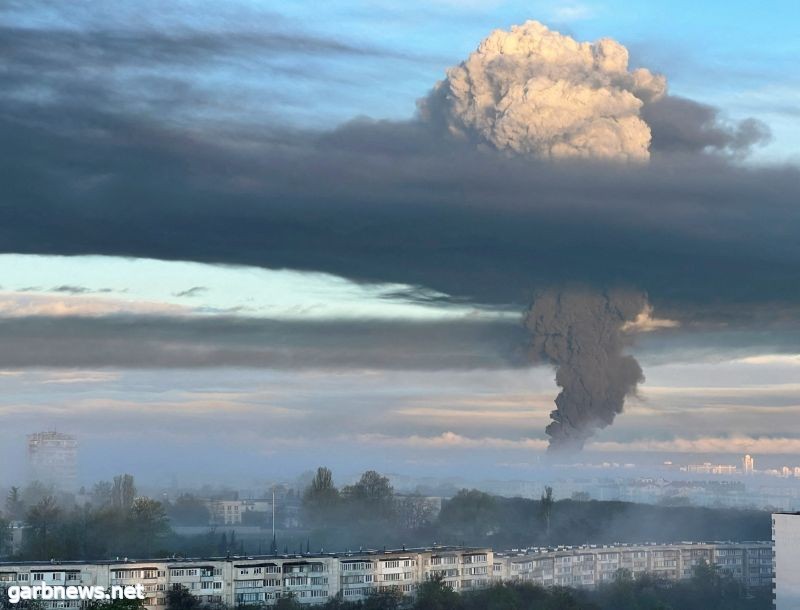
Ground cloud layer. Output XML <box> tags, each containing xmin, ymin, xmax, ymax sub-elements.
<box><xmin>0</xmin><ymin>8</ymin><xmax>796</xmax><ymax>350</ymax></box>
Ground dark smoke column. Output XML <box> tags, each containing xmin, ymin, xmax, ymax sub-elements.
<box><xmin>525</xmin><ymin>288</ymin><xmax>646</xmax><ymax>452</ymax></box>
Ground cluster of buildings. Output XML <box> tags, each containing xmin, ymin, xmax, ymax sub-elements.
<box><xmin>682</xmin><ymin>454</ymin><xmax>800</xmax><ymax>479</ymax></box>
<box><xmin>0</xmin><ymin>540</ymin><xmax>778</xmax><ymax>608</ymax></box>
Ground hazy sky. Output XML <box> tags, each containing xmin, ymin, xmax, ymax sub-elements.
<box><xmin>1</xmin><ymin>0</ymin><xmax>800</xmax><ymax>486</ymax></box>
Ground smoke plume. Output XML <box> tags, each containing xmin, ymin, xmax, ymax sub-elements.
<box><xmin>525</xmin><ymin>288</ymin><xmax>646</xmax><ymax>452</ymax></box>
<box><xmin>419</xmin><ymin>20</ymin><xmax>666</xmax><ymax>162</ymax></box>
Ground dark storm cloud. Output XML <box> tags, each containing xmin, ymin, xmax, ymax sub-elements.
<box><xmin>643</xmin><ymin>95</ymin><xmax>771</xmax><ymax>157</ymax></box>
<box><xmin>1</xmin><ymin>102</ymin><xmax>798</xmax><ymax>324</ymax></box>
<box><xmin>0</xmin><ymin>316</ymin><xmax>524</xmax><ymax>369</ymax></box>
<box><xmin>0</xmin><ymin>5</ymin><xmax>799</xmax><ymax>334</ymax></box>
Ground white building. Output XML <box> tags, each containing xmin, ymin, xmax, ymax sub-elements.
<box><xmin>493</xmin><ymin>541</ymin><xmax>772</xmax><ymax>590</ymax></box>
<box><xmin>0</xmin><ymin>542</ymin><xmax>772</xmax><ymax>608</ymax></box>
<box><xmin>773</xmin><ymin>512</ymin><xmax>800</xmax><ymax>609</ymax></box>
<box><xmin>27</xmin><ymin>431</ymin><xmax>78</xmax><ymax>490</ymax></box>
<box><xmin>206</xmin><ymin>499</ymin><xmax>275</xmax><ymax>525</ymax></box>
<box><xmin>0</xmin><ymin>546</ymin><xmax>492</xmax><ymax>608</ymax></box>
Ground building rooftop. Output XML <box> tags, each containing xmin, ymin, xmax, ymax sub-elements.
<box><xmin>0</xmin><ymin>545</ymin><xmax>490</xmax><ymax>568</ymax></box>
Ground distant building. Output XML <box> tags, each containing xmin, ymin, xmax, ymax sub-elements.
<box><xmin>206</xmin><ymin>499</ymin><xmax>274</xmax><ymax>525</ymax></box>
<box><xmin>774</xmin><ymin>512</ymin><xmax>800</xmax><ymax>609</ymax></box>
<box><xmin>27</xmin><ymin>431</ymin><xmax>78</xmax><ymax>490</ymax></box>
<box><xmin>743</xmin><ymin>454</ymin><xmax>754</xmax><ymax>474</ymax></box>
<box><xmin>685</xmin><ymin>462</ymin><xmax>737</xmax><ymax>475</ymax></box>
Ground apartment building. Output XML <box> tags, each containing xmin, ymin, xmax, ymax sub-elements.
<box><xmin>205</xmin><ymin>500</ymin><xmax>277</xmax><ymax>526</ymax></box>
<box><xmin>0</xmin><ymin>547</ymin><xmax>492</xmax><ymax>609</ymax></box>
<box><xmin>493</xmin><ymin>541</ymin><xmax>773</xmax><ymax>590</ymax></box>
<box><xmin>0</xmin><ymin>542</ymin><xmax>771</xmax><ymax>608</ymax></box>
<box><xmin>27</xmin><ymin>431</ymin><xmax>78</xmax><ymax>490</ymax></box>
<box><xmin>773</xmin><ymin>512</ymin><xmax>800</xmax><ymax>610</ymax></box>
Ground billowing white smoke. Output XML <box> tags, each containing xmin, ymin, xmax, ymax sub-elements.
<box><xmin>419</xmin><ymin>21</ymin><xmax>667</xmax><ymax>162</ymax></box>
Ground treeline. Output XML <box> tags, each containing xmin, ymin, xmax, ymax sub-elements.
<box><xmin>1</xmin><ymin>468</ymin><xmax>771</xmax><ymax>562</ymax></box>
<box><xmin>1</xmin><ymin>476</ymin><xmax>171</xmax><ymax>560</ymax></box>
<box><xmin>0</xmin><ymin>477</ymin><xmax>245</xmax><ymax>561</ymax></box>
<box><xmin>271</xmin><ymin>566</ymin><xmax>771</xmax><ymax>610</ymax></box>
<box><xmin>6</xmin><ymin>567</ymin><xmax>766</xmax><ymax>610</ymax></box>
<box><xmin>433</xmin><ymin>489</ymin><xmax>770</xmax><ymax>548</ymax></box>
<box><xmin>299</xmin><ymin>468</ymin><xmax>769</xmax><ymax>552</ymax></box>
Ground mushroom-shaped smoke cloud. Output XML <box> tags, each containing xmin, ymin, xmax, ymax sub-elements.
<box><xmin>420</xmin><ymin>21</ymin><xmax>666</xmax><ymax>161</ymax></box>
<box><xmin>525</xmin><ymin>289</ymin><xmax>648</xmax><ymax>452</ymax></box>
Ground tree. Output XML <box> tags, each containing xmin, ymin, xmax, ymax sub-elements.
<box><xmin>363</xmin><ymin>589</ymin><xmax>403</xmax><ymax>610</ymax></box>
<box><xmin>342</xmin><ymin>470</ymin><xmax>394</xmax><ymax>517</ymax></box>
<box><xmin>166</xmin><ymin>586</ymin><xmax>199</xmax><ymax>610</ymax></box>
<box><xmin>438</xmin><ymin>490</ymin><xmax>497</xmax><ymax>540</ymax></box>
<box><xmin>304</xmin><ymin>467</ymin><xmax>340</xmax><ymax>508</ymax></box>
<box><xmin>167</xmin><ymin>494</ymin><xmax>211</xmax><ymax>526</ymax></box>
<box><xmin>540</xmin><ymin>486</ymin><xmax>554</xmax><ymax>538</ymax></box>
<box><xmin>128</xmin><ymin>498</ymin><xmax>169</xmax><ymax>556</ymax></box>
<box><xmin>112</xmin><ymin>475</ymin><xmax>136</xmax><ymax>512</ymax></box>
<box><xmin>396</xmin><ymin>495</ymin><xmax>437</xmax><ymax>530</ymax></box>
<box><xmin>0</xmin><ymin>516</ymin><xmax>11</xmax><ymax>556</ymax></box>
<box><xmin>5</xmin><ymin>487</ymin><xmax>25</xmax><ymax>521</ymax></box>
<box><xmin>86</xmin><ymin>598</ymin><xmax>145</xmax><ymax>610</ymax></box>
<box><xmin>91</xmin><ymin>481</ymin><xmax>114</xmax><ymax>508</ymax></box>
<box><xmin>21</xmin><ymin>481</ymin><xmax>52</xmax><ymax>507</ymax></box>
<box><xmin>414</xmin><ymin>576</ymin><xmax>462</xmax><ymax>610</ymax></box>
<box><xmin>275</xmin><ymin>593</ymin><xmax>302</xmax><ymax>610</ymax></box>
<box><xmin>26</xmin><ymin>496</ymin><xmax>60</xmax><ymax>558</ymax></box>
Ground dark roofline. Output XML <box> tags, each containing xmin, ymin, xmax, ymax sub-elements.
<box><xmin>0</xmin><ymin>546</ymin><xmax>491</xmax><ymax>568</ymax></box>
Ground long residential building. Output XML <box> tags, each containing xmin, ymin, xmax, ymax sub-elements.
<box><xmin>0</xmin><ymin>542</ymin><xmax>771</xmax><ymax>609</ymax></box>
<box><xmin>0</xmin><ymin>547</ymin><xmax>491</xmax><ymax>609</ymax></box>
<box><xmin>493</xmin><ymin>541</ymin><xmax>773</xmax><ymax>590</ymax></box>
